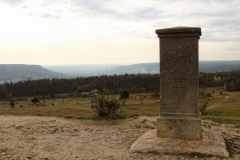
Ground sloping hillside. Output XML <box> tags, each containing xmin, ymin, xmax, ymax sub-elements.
<box><xmin>0</xmin><ymin>64</ymin><xmax>67</xmax><ymax>81</ymax></box>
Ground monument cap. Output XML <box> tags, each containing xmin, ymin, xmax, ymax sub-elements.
<box><xmin>155</xmin><ymin>26</ymin><xmax>201</xmax><ymax>36</ymax></box>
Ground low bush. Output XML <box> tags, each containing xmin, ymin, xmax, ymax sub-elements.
<box><xmin>120</xmin><ymin>91</ymin><xmax>129</xmax><ymax>99</ymax></box>
<box><xmin>91</xmin><ymin>96</ymin><xmax>121</xmax><ymax>117</ymax></box>
<box><xmin>205</xmin><ymin>93</ymin><xmax>212</xmax><ymax>97</ymax></box>
<box><xmin>31</xmin><ymin>97</ymin><xmax>40</xmax><ymax>104</ymax></box>
<box><xmin>199</xmin><ymin>102</ymin><xmax>207</xmax><ymax>115</ymax></box>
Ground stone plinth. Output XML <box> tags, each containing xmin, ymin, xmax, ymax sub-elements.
<box><xmin>130</xmin><ymin>128</ymin><xmax>229</xmax><ymax>158</ymax></box>
<box><xmin>156</xmin><ymin>27</ymin><xmax>201</xmax><ymax>140</ymax></box>
<box><xmin>157</xmin><ymin>113</ymin><xmax>201</xmax><ymax>140</ymax></box>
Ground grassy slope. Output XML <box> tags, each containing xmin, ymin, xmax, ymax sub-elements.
<box><xmin>201</xmin><ymin>87</ymin><xmax>240</xmax><ymax>126</ymax></box>
<box><xmin>203</xmin><ymin>87</ymin><xmax>240</xmax><ymax>117</ymax></box>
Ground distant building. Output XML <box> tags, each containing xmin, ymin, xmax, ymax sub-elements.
<box><xmin>81</xmin><ymin>89</ymin><xmax>98</xmax><ymax>96</ymax></box>
<box><xmin>58</xmin><ymin>94</ymin><xmax>68</xmax><ymax>98</ymax></box>
<box><xmin>91</xmin><ymin>89</ymin><xmax>98</xmax><ymax>95</ymax></box>
<box><xmin>82</xmin><ymin>92</ymin><xmax>90</xmax><ymax>95</ymax></box>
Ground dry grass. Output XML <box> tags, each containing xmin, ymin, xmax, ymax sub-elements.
<box><xmin>0</xmin><ymin>97</ymin><xmax>94</xmax><ymax>118</ymax></box>
<box><xmin>0</xmin><ymin>93</ymin><xmax>160</xmax><ymax>118</ymax></box>
<box><xmin>2</xmin><ymin>88</ymin><xmax>240</xmax><ymax>121</ymax></box>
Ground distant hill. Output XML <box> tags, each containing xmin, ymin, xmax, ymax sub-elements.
<box><xmin>113</xmin><ymin>61</ymin><xmax>240</xmax><ymax>74</ymax></box>
<box><xmin>228</xmin><ymin>64</ymin><xmax>240</xmax><ymax>71</ymax></box>
<box><xmin>199</xmin><ymin>61</ymin><xmax>240</xmax><ymax>72</ymax></box>
<box><xmin>0</xmin><ymin>64</ymin><xmax>67</xmax><ymax>81</ymax></box>
<box><xmin>113</xmin><ymin>63</ymin><xmax>159</xmax><ymax>74</ymax></box>
<box><xmin>2</xmin><ymin>61</ymin><xmax>240</xmax><ymax>83</ymax></box>
<box><xmin>43</xmin><ymin>64</ymin><xmax>122</xmax><ymax>77</ymax></box>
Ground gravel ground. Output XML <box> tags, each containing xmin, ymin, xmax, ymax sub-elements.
<box><xmin>1</xmin><ymin>115</ymin><xmax>240</xmax><ymax>160</ymax></box>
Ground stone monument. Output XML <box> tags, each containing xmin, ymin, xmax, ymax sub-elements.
<box><xmin>130</xmin><ymin>27</ymin><xmax>229</xmax><ymax>158</ymax></box>
<box><xmin>156</xmin><ymin>27</ymin><xmax>201</xmax><ymax>140</ymax></box>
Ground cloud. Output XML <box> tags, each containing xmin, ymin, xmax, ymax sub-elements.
<box><xmin>29</xmin><ymin>13</ymin><xmax>62</xmax><ymax>19</ymax></box>
<box><xmin>70</xmin><ymin>0</ymin><xmax>162</xmax><ymax>21</ymax></box>
<box><xmin>133</xmin><ymin>8</ymin><xmax>162</xmax><ymax>20</ymax></box>
<box><xmin>71</xmin><ymin>0</ymin><xmax>118</xmax><ymax>16</ymax></box>
<box><xmin>2</xmin><ymin>0</ymin><xmax>23</xmax><ymax>5</ymax></box>
<box><xmin>38</xmin><ymin>0</ymin><xmax>64</xmax><ymax>7</ymax></box>
<box><xmin>0</xmin><ymin>0</ymin><xmax>239</xmax><ymax>64</ymax></box>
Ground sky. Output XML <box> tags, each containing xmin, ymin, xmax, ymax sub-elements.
<box><xmin>0</xmin><ymin>0</ymin><xmax>240</xmax><ymax>65</ymax></box>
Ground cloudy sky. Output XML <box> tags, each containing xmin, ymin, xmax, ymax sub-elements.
<box><xmin>0</xmin><ymin>0</ymin><xmax>239</xmax><ymax>65</ymax></box>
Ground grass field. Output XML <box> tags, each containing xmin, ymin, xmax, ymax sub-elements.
<box><xmin>1</xmin><ymin>88</ymin><xmax>240</xmax><ymax>125</ymax></box>
<box><xmin>0</xmin><ymin>93</ymin><xmax>160</xmax><ymax>119</ymax></box>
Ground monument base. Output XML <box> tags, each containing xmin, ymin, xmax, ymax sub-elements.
<box><xmin>130</xmin><ymin>129</ymin><xmax>229</xmax><ymax>158</ymax></box>
<box><xmin>157</xmin><ymin>114</ymin><xmax>201</xmax><ymax>140</ymax></box>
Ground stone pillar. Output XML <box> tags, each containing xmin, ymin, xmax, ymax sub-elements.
<box><xmin>155</xmin><ymin>27</ymin><xmax>202</xmax><ymax>140</ymax></box>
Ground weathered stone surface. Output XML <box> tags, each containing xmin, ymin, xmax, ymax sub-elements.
<box><xmin>157</xmin><ymin>115</ymin><xmax>201</xmax><ymax>140</ymax></box>
<box><xmin>130</xmin><ymin>128</ymin><xmax>229</xmax><ymax>158</ymax></box>
<box><xmin>156</xmin><ymin>26</ymin><xmax>202</xmax><ymax>140</ymax></box>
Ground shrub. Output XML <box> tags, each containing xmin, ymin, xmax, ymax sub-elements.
<box><xmin>31</xmin><ymin>97</ymin><xmax>40</xmax><ymax>104</ymax></box>
<box><xmin>120</xmin><ymin>90</ymin><xmax>129</xmax><ymax>99</ymax></box>
<box><xmin>9</xmin><ymin>99</ymin><xmax>15</xmax><ymax>108</ymax></box>
<box><xmin>91</xmin><ymin>96</ymin><xmax>121</xmax><ymax>117</ymax></box>
<box><xmin>199</xmin><ymin>102</ymin><xmax>207</xmax><ymax>115</ymax></box>
<box><xmin>205</xmin><ymin>93</ymin><xmax>212</xmax><ymax>97</ymax></box>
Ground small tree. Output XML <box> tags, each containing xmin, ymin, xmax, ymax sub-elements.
<box><xmin>31</xmin><ymin>97</ymin><xmax>40</xmax><ymax>104</ymax></box>
<box><xmin>120</xmin><ymin>90</ymin><xmax>129</xmax><ymax>99</ymax></box>
<box><xmin>9</xmin><ymin>99</ymin><xmax>15</xmax><ymax>108</ymax></box>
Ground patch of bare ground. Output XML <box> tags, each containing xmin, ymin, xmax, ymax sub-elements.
<box><xmin>1</xmin><ymin>115</ymin><xmax>240</xmax><ymax>160</ymax></box>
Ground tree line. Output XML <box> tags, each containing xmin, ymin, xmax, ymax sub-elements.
<box><xmin>0</xmin><ymin>74</ymin><xmax>159</xmax><ymax>99</ymax></box>
<box><xmin>0</xmin><ymin>71</ymin><xmax>240</xmax><ymax>99</ymax></box>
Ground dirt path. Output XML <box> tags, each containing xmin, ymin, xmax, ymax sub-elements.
<box><xmin>1</xmin><ymin>115</ymin><xmax>240</xmax><ymax>160</ymax></box>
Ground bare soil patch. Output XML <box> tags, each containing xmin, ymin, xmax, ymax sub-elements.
<box><xmin>1</xmin><ymin>115</ymin><xmax>240</xmax><ymax>160</ymax></box>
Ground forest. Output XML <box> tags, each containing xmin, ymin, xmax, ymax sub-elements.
<box><xmin>0</xmin><ymin>70</ymin><xmax>240</xmax><ymax>99</ymax></box>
